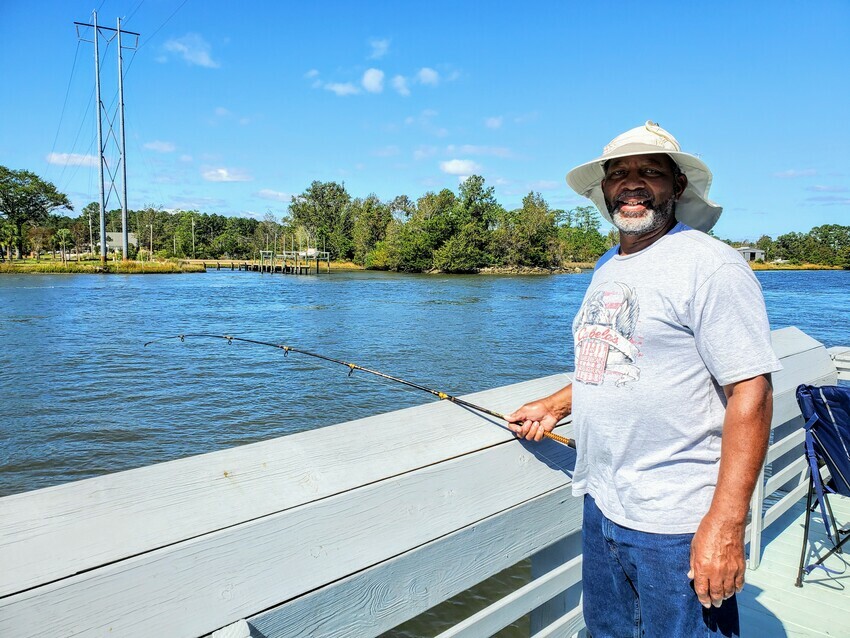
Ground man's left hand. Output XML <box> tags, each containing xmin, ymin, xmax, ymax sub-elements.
<box><xmin>688</xmin><ymin>511</ymin><xmax>746</xmax><ymax>608</ymax></box>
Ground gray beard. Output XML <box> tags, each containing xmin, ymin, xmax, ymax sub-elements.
<box><xmin>610</xmin><ymin>197</ymin><xmax>676</xmax><ymax>236</ymax></box>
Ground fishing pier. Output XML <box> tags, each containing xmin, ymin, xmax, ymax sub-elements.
<box><xmin>1</xmin><ymin>327</ymin><xmax>849</xmax><ymax>637</ymax></box>
<box><xmin>255</xmin><ymin>249</ymin><xmax>331</xmax><ymax>274</ymax></box>
<box><xmin>199</xmin><ymin>249</ymin><xmax>332</xmax><ymax>274</ymax></box>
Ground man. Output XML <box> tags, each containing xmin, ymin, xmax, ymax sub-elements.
<box><xmin>506</xmin><ymin>121</ymin><xmax>781</xmax><ymax>637</ymax></box>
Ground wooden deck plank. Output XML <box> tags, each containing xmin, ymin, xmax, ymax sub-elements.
<box><xmin>0</xmin><ymin>373</ymin><xmax>572</xmax><ymax>598</ymax></box>
<box><xmin>0</xmin><ymin>432</ymin><xmax>577</xmax><ymax>638</ymax></box>
<box><xmin>742</xmin><ymin>495</ymin><xmax>850</xmax><ymax>636</ymax></box>
<box><xmin>247</xmin><ymin>487</ymin><xmax>581</xmax><ymax>638</ymax></box>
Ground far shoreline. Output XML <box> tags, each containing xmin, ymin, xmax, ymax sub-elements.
<box><xmin>0</xmin><ymin>257</ymin><xmax>844</xmax><ymax>276</ymax></box>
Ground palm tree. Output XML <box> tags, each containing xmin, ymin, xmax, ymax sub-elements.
<box><xmin>0</xmin><ymin>221</ymin><xmax>15</xmax><ymax>261</ymax></box>
<box><xmin>56</xmin><ymin>228</ymin><xmax>72</xmax><ymax>265</ymax></box>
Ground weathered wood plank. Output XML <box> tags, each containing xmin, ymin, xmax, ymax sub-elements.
<box><xmin>763</xmin><ymin>456</ymin><xmax>808</xmax><ymax>497</ymax></box>
<box><xmin>245</xmin><ymin>486</ymin><xmax>582</xmax><ymax>638</ymax></box>
<box><xmin>530</xmin><ymin>602</ymin><xmax>585</xmax><ymax>638</ymax></box>
<box><xmin>829</xmin><ymin>345</ymin><xmax>850</xmax><ymax>381</ymax></box>
<box><xmin>771</xmin><ymin>345</ymin><xmax>837</xmax><ymax>396</ymax></box>
<box><xmin>0</xmin><ymin>373</ymin><xmax>572</xmax><ymax>598</ymax></box>
<box><xmin>435</xmin><ymin>554</ymin><xmax>582</xmax><ymax>638</ymax></box>
<box><xmin>770</xmin><ymin>370</ymin><xmax>837</xmax><ymax>435</ymax></box>
<box><xmin>766</xmin><ymin>428</ymin><xmax>805</xmax><ymax>466</ymax></box>
<box><xmin>530</xmin><ymin>533</ymin><xmax>583</xmax><ymax>635</ymax></box>
<box><xmin>770</xmin><ymin>326</ymin><xmax>824</xmax><ymax>359</ymax></box>
<box><xmin>0</xmin><ymin>434</ymin><xmax>576</xmax><ymax>638</ymax></box>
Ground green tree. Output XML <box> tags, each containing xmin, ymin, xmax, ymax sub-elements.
<box><xmin>80</xmin><ymin>202</ymin><xmax>99</xmax><ymax>256</ymax></box>
<box><xmin>26</xmin><ymin>225</ymin><xmax>52</xmax><ymax>259</ymax></box>
<box><xmin>55</xmin><ymin>228</ymin><xmax>72</xmax><ymax>264</ymax></box>
<box><xmin>433</xmin><ymin>226</ymin><xmax>485</xmax><ymax>272</ymax></box>
<box><xmin>351</xmin><ymin>195</ymin><xmax>392</xmax><ymax>265</ymax></box>
<box><xmin>491</xmin><ymin>192</ymin><xmax>558</xmax><ymax>267</ymax></box>
<box><xmin>289</xmin><ymin>181</ymin><xmax>353</xmax><ymax>259</ymax></box>
<box><xmin>0</xmin><ymin>166</ymin><xmax>72</xmax><ymax>258</ymax></box>
<box><xmin>0</xmin><ymin>221</ymin><xmax>16</xmax><ymax>260</ymax></box>
<box><xmin>557</xmin><ymin>206</ymin><xmax>607</xmax><ymax>262</ymax></box>
<box><xmin>755</xmin><ymin>235</ymin><xmax>774</xmax><ymax>262</ymax></box>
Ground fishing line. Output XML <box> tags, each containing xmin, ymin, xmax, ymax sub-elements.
<box><xmin>144</xmin><ymin>333</ymin><xmax>576</xmax><ymax>449</ymax></box>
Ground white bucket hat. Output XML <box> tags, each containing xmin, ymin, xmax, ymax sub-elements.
<box><xmin>565</xmin><ymin>121</ymin><xmax>722</xmax><ymax>232</ymax></box>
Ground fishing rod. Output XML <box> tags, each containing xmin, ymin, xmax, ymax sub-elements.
<box><xmin>144</xmin><ymin>333</ymin><xmax>575</xmax><ymax>449</ymax></box>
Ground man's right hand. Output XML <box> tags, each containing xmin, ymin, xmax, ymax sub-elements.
<box><xmin>505</xmin><ymin>384</ymin><xmax>573</xmax><ymax>442</ymax></box>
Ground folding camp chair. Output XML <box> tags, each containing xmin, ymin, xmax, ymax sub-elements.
<box><xmin>795</xmin><ymin>384</ymin><xmax>850</xmax><ymax>587</ymax></box>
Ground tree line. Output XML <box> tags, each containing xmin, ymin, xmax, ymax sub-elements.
<box><xmin>2</xmin><ymin>165</ymin><xmax>848</xmax><ymax>270</ymax></box>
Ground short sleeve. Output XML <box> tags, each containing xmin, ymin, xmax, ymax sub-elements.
<box><xmin>688</xmin><ymin>263</ymin><xmax>783</xmax><ymax>386</ymax></box>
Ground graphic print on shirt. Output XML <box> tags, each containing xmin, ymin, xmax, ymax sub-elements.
<box><xmin>573</xmin><ymin>282</ymin><xmax>641</xmax><ymax>386</ymax></box>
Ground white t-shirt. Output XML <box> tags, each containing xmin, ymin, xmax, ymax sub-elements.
<box><xmin>570</xmin><ymin>223</ymin><xmax>782</xmax><ymax>534</ymax></box>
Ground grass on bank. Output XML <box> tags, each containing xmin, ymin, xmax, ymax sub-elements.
<box><xmin>749</xmin><ymin>261</ymin><xmax>843</xmax><ymax>271</ymax></box>
<box><xmin>0</xmin><ymin>259</ymin><xmax>205</xmax><ymax>274</ymax></box>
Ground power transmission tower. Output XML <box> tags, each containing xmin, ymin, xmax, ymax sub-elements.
<box><xmin>74</xmin><ymin>12</ymin><xmax>139</xmax><ymax>263</ymax></box>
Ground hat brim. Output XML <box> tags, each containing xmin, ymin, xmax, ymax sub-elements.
<box><xmin>565</xmin><ymin>144</ymin><xmax>722</xmax><ymax>233</ymax></box>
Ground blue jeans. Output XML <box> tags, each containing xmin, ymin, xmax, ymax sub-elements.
<box><xmin>582</xmin><ymin>495</ymin><xmax>739</xmax><ymax>637</ymax></box>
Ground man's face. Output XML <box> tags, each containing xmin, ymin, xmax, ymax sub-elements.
<box><xmin>601</xmin><ymin>154</ymin><xmax>686</xmax><ymax>236</ymax></box>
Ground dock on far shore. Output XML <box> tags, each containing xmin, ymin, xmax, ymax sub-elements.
<box><xmin>195</xmin><ymin>248</ymin><xmax>332</xmax><ymax>274</ymax></box>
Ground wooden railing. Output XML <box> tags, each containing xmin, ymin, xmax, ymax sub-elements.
<box><xmin>0</xmin><ymin>327</ymin><xmax>842</xmax><ymax>637</ymax></box>
<box><xmin>746</xmin><ymin>327</ymin><xmax>839</xmax><ymax>569</ymax></box>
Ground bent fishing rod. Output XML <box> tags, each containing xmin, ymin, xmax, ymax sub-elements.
<box><xmin>144</xmin><ymin>333</ymin><xmax>575</xmax><ymax>449</ymax></box>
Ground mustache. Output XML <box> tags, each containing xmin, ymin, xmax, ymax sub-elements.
<box><xmin>615</xmin><ymin>189</ymin><xmax>653</xmax><ymax>204</ymax></box>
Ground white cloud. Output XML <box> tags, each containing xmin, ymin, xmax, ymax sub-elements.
<box><xmin>440</xmin><ymin>159</ymin><xmax>481</xmax><ymax>175</ymax></box>
<box><xmin>447</xmin><ymin>144</ymin><xmax>512</xmax><ymax>158</ymax></box>
<box><xmin>485</xmin><ymin>116</ymin><xmax>503</xmax><ymax>129</ymax></box>
<box><xmin>805</xmin><ymin>185</ymin><xmax>848</xmax><ymax>192</ymax></box>
<box><xmin>214</xmin><ymin>107</ymin><xmax>231</xmax><ymax>117</ymax></box>
<box><xmin>529</xmin><ymin>180</ymin><xmax>560</xmax><ymax>190</ymax></box>
<box><xmin>170</xmin><ymin>195</ymin><xmax>228</xmax><ymax>209</ymax></box>
<box><xmin>304</xmin><ymin>69</ymin><xmax>319</xmax><ymax>78</ymax></box>
<box><xmin>392</xmin><ymin>75</ymin><xmax>410</xmax><ymax>96</ymax></box>
<box><xmin>774</xmin><ymin>169</ymin><xmax>817</xmax><ymax>178</ymax></box>
<box><xmin>362</xmin><ymin>68</ymin><xmax>384</xmax><ymax>93</ymax></box>
<box><xmin>373</xmin><ymin>145</ymin><xmax>400</xmax><ymax>157</ymax></box>
<box><xmin>369</xmin><ymin>38</ymin><xmax>389</xmax><ymax>59</ymax></box>
<box><xmin>256</xmin><ymin>189</ymin><xmax>291</xmax><ymax>202</ymax></box>
<box><xmin>417</xmin><ymin>67</ymin><xmax>440</xmax><ymax>86</ymax></box>
<box><xmin>179</xmin><ymin>154</ymin><xmax>193</xmax><ymax>163</ymax></box>
<box><xmin>413</xmin><ymin>145</ymin><xmax>437</xmax><ymax>160</ymax></box>
<box><xmin>806</xmin><ymin>195</ymin><xmax>850</xmax><ymax>204</ymax></box>
<box><xmin>325</xmin><ymin>82</ymin><xmax>359</xmax><ymax>96</ymax></box>
<box><xmin>46</xmin><ymin>152</ymin><xmax>98</xmax><ymax>167</ymax></box>
<box><xmin>238</xmin><ymin>117</ymin><xmax>250</xmax><ymax>126</ymax></box>
<box><xmin>202</xmin><ymin>167</ymin><xmax>253</xmax><ymax>182</ymax></box>
<box><xmin>143</xmin><ymin>140</ymin><xmax>176</xmax><ymax>153</ymax></box>
<box><xmin>163</xmin><ymin>33</ymin><xmax>219</xmax><ymax>68</ymax></box>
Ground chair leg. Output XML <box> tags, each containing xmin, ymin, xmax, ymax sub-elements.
<box><xmin>796</xmin><ymin>475</ymin><xmax>815</xmax><ymax>587</ymax></box>
<box><xmin>822</xmin><ymin>493</ymin><xmax>843</xmax><ymax>554</ymax></box>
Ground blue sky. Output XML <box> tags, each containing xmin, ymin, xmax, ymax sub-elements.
<box><xmin>1</xmin><ymin>0</ymin><xmax>848</xmax><ymax>241</ymax></box>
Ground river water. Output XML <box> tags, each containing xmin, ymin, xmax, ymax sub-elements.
<box><xmin>1</xmin><ymin>269</ymin><xmax>848</xmax><ymax>634</ymax></box>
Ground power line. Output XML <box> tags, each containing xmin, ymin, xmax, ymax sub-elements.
<box><xmin>124</xmin><ymin>0</ymin><xmax>145</xmax><ymax>25</ymax></box>
<box><xmin>137</xmin><ymin>0</ymin><xmax>191</xmax><ymax>51</ymax></box>
<box><xmin>46</xmin><ymin>41</ymin><xmax>82</xmax><ymax>180</ymax></box>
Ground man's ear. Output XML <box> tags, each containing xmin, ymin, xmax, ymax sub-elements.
<box><xmin>675</xmin><ymin>173</ymin><xmax>688</xmax><ymax>200</ymax></box>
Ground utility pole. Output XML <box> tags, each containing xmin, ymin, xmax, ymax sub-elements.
<box><xmin>191</xmin><ymin>216</ymin><xmax>196</xmax><ymax>258</ymax></box>
<box><xmin>117</xmin><ymin>17</ymin><xmax>129</xmax><ymax>261</ymax></box>
<box><xmin>74</xmin><ymin>14</ymin><xmax>139</xmax><ymax>264</ymax></box>
<box><xmin>93</xmin><ymin>11</ymin><xmax>107</xmax><ymax>264</ymax></box>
